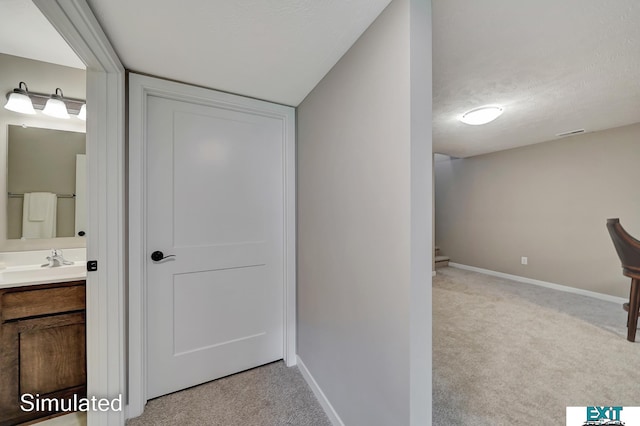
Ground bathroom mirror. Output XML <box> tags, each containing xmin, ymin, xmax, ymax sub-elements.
<box><xmin>5</xmin><ymin>125</ymin><xmax>86</xmax><ymax>241</ymax></box>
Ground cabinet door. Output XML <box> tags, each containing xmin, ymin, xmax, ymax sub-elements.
<box><xmin>0</xmin><ymin>312</ymin><xmax>86</xmax><ymax>426</ymax></box>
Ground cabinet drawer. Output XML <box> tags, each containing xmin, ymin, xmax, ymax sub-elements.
<box><xmin>1</xmin><ymin>282</ymin><xmax>85</xmax><ymax>321</ymax></box>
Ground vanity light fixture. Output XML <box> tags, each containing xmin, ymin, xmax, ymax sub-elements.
<box><xmin>4</xmin><ymin>82</ymin><xmax>36</xmax><ymax>115</ymax></box>
<box><xmin>43</xmin><ymin>88</ymin><xmax>70</xmax><ymax>119</ymax></box>
<box><xmin>78</xmin><ymin>104</ymin><xmax>86</xmax><ymax>121</ymax></box>
<box><xmin>4</xmin><ymin>82</ymin><xmax>86</xmax><ymax>120</ymax></box>
<box><xmin>459</xmin><ymin>105</ymin><xmax>504</xmax><ymax>125</ymax></box>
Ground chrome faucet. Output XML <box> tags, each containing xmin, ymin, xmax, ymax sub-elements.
<box><xmin>42</xmin><ymin>249</ymin><xmax>74</xmax><ymax>267</ymax></box>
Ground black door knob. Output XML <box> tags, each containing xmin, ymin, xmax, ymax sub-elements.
<box><xmin>151</xmin><ymin>251</ymin><xmax>175</xmax><ymax>262</ymax></box>
<box><xmin>151</xmin><ymin>251</ymin><xmax>164</xmax><ymax>261</ymax></box>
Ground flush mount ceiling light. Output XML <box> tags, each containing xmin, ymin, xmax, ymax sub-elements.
<box><xmin>4</xmin><ymin>82</ymin><xmax>36</xmax><ymax>115</ymax></box>
<box><xmin>4</xmin><ymin>82</ymin><xmax>86</xmax><ymax>120</ymax></box>
<box><xmin>459</xmin><ymin>105</ymin><xmax>504</xmax><ymax>125</ymax></box>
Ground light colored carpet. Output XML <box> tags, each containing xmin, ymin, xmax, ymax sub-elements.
<box><xmin>126</xmin><ymin>361</ymin><xmax>331</xmax><ymax>426</ymax></box>
<box><xmin>433</xmin><ymin>267</ymin><xmax>640</xmax><ymax>425</ymax></box>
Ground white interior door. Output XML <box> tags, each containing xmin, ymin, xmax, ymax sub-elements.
<box><xmin>145</xmin><ymin>89</ymin><xmax>287</xmax><ymax>399</ymax></box>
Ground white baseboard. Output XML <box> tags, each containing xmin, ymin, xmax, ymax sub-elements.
<box><xmin>296</xmin><ymin>356</ymin><xmax>345</xmax><ymax>426</ymax></box>
<box><xmin>448</xmin><ymin>262</ymin><xmax>627</xmax><ymax>305</ymax></box>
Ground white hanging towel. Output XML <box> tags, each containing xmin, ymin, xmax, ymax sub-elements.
<box><xmin>22</xmin><ymin>192</ymin><xmax>57</xmax><ymax>238</ymax></box>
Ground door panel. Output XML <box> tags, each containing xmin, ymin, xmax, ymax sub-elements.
<box><xmin>20</xmin><ymin>323</ymin><xmax>86</xmax><ymax>395</ymax></box>
<box><xmin>172</xmin><ymin>111</ymin><xmax>282</xmax><ymax>246</ymax></box>
<box><xmin>146</xmin><ymin>94</ymin><xmax>284</xmax><ymax>399</ymax></box>
<box><xmin>173</xmin><ymin>265</ymin><xmax>270</xmax><ymax>355</ymax></box>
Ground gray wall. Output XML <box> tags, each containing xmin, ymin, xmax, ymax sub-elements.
<box><xmin>435</xmin><ymin>122</ymin><xmax>640</xmax><ymax>298</ymax></box>
<box><xmin>297</xmin><ymin>0</ymin><xmax>432</xmax><ymax>424</ymax></box>
<box><xmin>0</xmin><ymin>53</ymin><xmax>86</xmax><ymax>250</ymax></box>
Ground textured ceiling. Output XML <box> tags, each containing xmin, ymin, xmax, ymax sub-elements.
<box><xmin>0</xmin><ymin>0</ymin><xmax>84</xmax><ymax>69</ymax></box>
<box><xmin>86</xmin><ymin>0</ymin><xmax>391</xmax><ymax>106</ymax></box>
<box><xmin>5</xmin><ymin>0</ymin><xmax>638</xmax><ymax>158</ymax></box>
<box><xmin>433</xmin><ymin>0</ymin><xmax>640</xmax><ymax>157</ymax></box>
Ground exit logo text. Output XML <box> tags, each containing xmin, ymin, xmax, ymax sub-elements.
<box><xmin>567</xmin><ymin>406</ymin><xmax>640</xmax><ymax>426</ymax></box>
<box><xmin>586</xmin><ymin>406</ymin><xmax>622</xmax><ymax>422</ymax></box>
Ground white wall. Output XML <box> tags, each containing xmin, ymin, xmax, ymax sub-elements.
<box><xmin>297</xmin><ymin>0</ymin><xmax>432</xmax><ymax>424</ymax></box>
<box><xmin>435</xmin><ymin>123</ymin><xmax>640</xmax><ymax>298</ymax></box>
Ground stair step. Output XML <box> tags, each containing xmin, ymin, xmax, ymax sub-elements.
<box><xmin>435</xmin><ymin>255</ymin><xmax>449</xmax><ymax>268</ymax></box>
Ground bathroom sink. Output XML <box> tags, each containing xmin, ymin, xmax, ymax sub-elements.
<box><xmin>0</xmin><ymin>263</ymin><xmax>87</xmax><ymax>286</ymax></box>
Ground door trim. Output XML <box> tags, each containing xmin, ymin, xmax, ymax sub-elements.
<box><xmin>33</xmin><ymin>1</ymin><xmax>126</xmax><ymax>426</ymax></box>
<box><xmin>127</xmin><ymin>73</ymin><xmax>296</xmax><ymax>417</ymax></box>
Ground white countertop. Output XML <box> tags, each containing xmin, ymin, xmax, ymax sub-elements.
<box><xmin>0</xmin><ymin>262</ymin><xmax>87</xmax><ymax>289</ymax></box>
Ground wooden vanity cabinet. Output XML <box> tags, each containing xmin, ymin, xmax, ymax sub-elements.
<box><xmin>0</xmin><ymin>281</ymin><xmax>86</xmax><ymax>426</ymax></box>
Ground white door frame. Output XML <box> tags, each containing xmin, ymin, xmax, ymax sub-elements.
<box><xmin>127</xmin><ymin>73</ymin><xmax>296</xmax><ymax>417</ymax></box>
<box><xmin>33</xmin><ymin>1</ymin><xmax>126</xmax><ymax>426</ymax></box>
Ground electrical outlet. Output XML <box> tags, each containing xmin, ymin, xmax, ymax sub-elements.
<box><xmin>521</xmin><ymin>256</ymin><xmax>528</xmax><ymax>265</ymax></box>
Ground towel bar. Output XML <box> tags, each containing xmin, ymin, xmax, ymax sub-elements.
<box><xmin>8</xmin><ymin>192</ymin><xmax>76</xmax><ymax>198</ymax></box>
